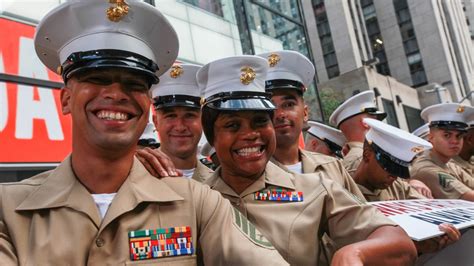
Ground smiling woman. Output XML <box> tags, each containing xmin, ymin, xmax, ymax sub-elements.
<box><xmin>198</xmin><ymin>55</ymin><xmax>417</xmax><ymax>265</ymax></box>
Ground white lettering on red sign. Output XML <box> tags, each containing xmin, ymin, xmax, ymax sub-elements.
<box><xmin>15</xmin><ymin>37</ymin><xmax>64</xmax><ymax>140</ymax></box>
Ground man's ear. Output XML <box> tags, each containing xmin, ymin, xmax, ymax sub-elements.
<box><xmin>60</xmin><ymin>87</ymin><xmax>72</xmax><ymax>115</ymax></box>
<box><xmin>303</xmin><ymin>104</ymin><xmax>309</xmax><ymax>122</ymax></box>
<box><xmin>362</xmin><ymin>145</ymin><xmax>372</xmax><ymax>162</ymax></box>
<box><xmin>310</xmin><ymin>139</ymin><xmax>318</xmax><ymax>150</ymax></box>
<box><xmin>360</xmin><ymin>116</ymin><xmax>370</xmax><ymax>129</ymax></box>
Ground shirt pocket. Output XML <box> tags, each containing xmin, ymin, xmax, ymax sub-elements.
<box><xmin>125</xmin><ymin>255</ymin><xmax>197</xmax><ymax>266</ymax></box>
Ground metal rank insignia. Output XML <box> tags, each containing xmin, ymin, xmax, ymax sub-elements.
<box><xmin>129</xmin><ymin>226</ymin><xmax>193</xmax><ymax>261</ymax></box>
<box><xmin>254</xmin><ymin>188</ymin><xmax>303</xmax><ymax>202</ymax></box>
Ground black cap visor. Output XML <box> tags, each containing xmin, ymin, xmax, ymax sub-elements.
<box><xmin>337</xmin><ymin>108</ymin><xmax>387</xmax><ymax>128</ymax></box>
<box><xmin>204</xmin><ymin>91</ymin><xmax>275</xmax><ymax>111</ymax></box>
<box><xmin>154</xmin><ymin>95</ymin><xmax>201</xmax><ymax>109</ymax></box>
<box><xmin>371</xmin><ymin>142</ymin><xmax>411</xmax><ymax>178</ymax></box>
<box><xmin>138</xmin><ymin>139</ymin><xmax>160</xmax><ymax>149</ymax></box>
<box><xmin>62</xmin><ymin>49</ymin><xmax>159</xmax><ymax>84</ymax></box>
<box><xmin>430</xmin><ymin>121</ymin><xmax>468</xmax><ymax>131</ymax></box>
<box><xmin>308</xmin><ymin>132</ymin><xmax>343</xmax><ymax>158</ymax></box>
<box><xmin>265</xmin><ymin>79</ymin><xmax>305</xmax><ymax>94</ymax></box>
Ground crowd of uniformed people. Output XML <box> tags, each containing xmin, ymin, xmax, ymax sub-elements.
<box><xmin>0</xmin><ymin>0</ymin><xmax>472</xmax><ymax>265</ymax></box>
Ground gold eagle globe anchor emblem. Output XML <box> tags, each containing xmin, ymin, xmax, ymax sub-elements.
<box><xmin>169</xmin><ymin>65</ymin><xmax>184</xmax><ymax>78</ymax></box>
<box><xmin>240</xmin><ymin>67</ymin><xmax>256</xmax><ymax>85</ymax></box>
<box><xmin>107</xmin><ymin>0</ymin><xmax>130</xmax><ymax>22</ymax></box>
<box><xmin>268</xmin><ymin>53</ymin><xmax>280</xmax><ymax>67</ymax></box>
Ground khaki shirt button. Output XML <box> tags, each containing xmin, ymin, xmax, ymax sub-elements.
<box><xmin>96</xmin><ymin>238</ymin><xmax>105</xmax><ymax>247</ymax></box>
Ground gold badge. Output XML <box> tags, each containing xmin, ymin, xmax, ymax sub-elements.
<box><xmin>456</xmin><ymin>105</ymin><xmax>465</xmax><ymax>113</ymax></box>
<box><xmin>107</xmin><ymin>0</ymin><xmax>130</xmax><ymax>22</ymax></box>
<box><xmin>240</xmin><ymin>66</ymin><xmax>256</xmax><ymax>85</ymax></box>
<box><xmin>56</xmin><ymin>65</ymin><xmax>63</xmax><ymax>75</ymax></box>
<box><xmin>411</xmin><ymin>146</ymin><xmax>424</xmax><ymax>153</ymax></box>
<box><xmin>267</xmin><ymin>53</ymin><xmax>280</xmax><ymax>67</ymax></box>
<box><xmin>169</xmin><ymin>65</ymin><xmax>183</xmax><ymax>79</ymax></box>
<box><xmin>200</xmin><ymin>97</ymin><xmax>206</xmax><ymax>106</ymax></box>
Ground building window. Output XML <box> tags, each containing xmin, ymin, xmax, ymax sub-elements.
<box><xmin>312</xmin><ymin>0</ymin><xmax>340</xmax><ymax>79</ymax></box>
<box><xmin>403</xmin><ymin>105</ymin><xmax>424</xmax><ymax>132</ymax></box>
<box><xmin>382</xmin><ymin>99</ymin><xmax>399</xmax><ymax>127</ymax></box>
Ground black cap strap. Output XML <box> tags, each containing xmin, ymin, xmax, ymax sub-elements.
<box><xmin>203</xmin><ymin>91</ymin><xmax>272</xmax><ymax>106</ymax></box>
<box><xmin>62</xmin><ymin>49</ymin><xmax>159</xmax><ymax>84</ymax></box>
<box><xmin>153</xmin><ymin>95</ymin><xmax>201</xmax><ymax>109</ymax></box>
<box><xmin>265</xmin><ymin>79</ymin><xmax>305</xmax><ymax>93</ymax></box>
<box><xmin>430</xmin><ymin>121</ymin><xmax>468</xmax><ymax>131</ymax></box>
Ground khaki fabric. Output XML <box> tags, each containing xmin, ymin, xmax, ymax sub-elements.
<box><xmin>342</xmin><ymin>141</ymin><xmax>363</xmax><ymax>176</ymax></box>
<box><xmin>358</xmin><ymin>179</ymin><xmax>426</xmax><ymax>202</ymax></box>
<box><xmin>0</xmin><ymin>156</ymin><xmax>287</xmax><ymax>265</ymax></box>
<box><xmin>449</xmin><ymin>156</ymin><xmax>473</xmax><ymax>189</ymax></box>
<box><xmin>191</xmin><ymin>160</ymin><xmax>214</xmax><ymax>183</ymax></box>
<box><xmin>204</xmin><ymin>161</ymin><xmax>396</xmax><ymax>265</ymax></box>
<box><xmin>411</xmin><ymin>152</ymin><xmax>472</xmax><ymax>199</ymax></box>
<box><xmin>272</xmin><ymin>149</ymin><xmax>364</xmax><ymax>201</ymax></box>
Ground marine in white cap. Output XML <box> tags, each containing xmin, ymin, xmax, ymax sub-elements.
<box><xmin>411</xmin><ymin>103</ymin><xmax>474</xmax><ymax>201</ymax></box>
<box><xmin>305</xmin><ymin>120</ymin><xmax>346</xmax><ymax>158</ymax></box>
<box><xmin>328</xmin><ymin>90</ymin><xmax>386</xmax><ymax>173</ymax></box>
<box><xmin>136</xmin><ymin>63</ymin><xmax>213</xmax><ymax>182</ymax></box>
<box><xmin>449</xmin><ymin>111</ymin><xmax>474</xmax><ymax>178</ymax></box>
<box><xmin>0</xmin><ymin>1</ymin><xmax>289</xmax><ymax>264</ymax></box>
<box><xmin>353</xmin><ymin>118</ymin><xmax>460</xmax><ymax>255</ymax></box>
<box><xmin>138</xmin><ymin>121</ymin><xmax>160</xmax><ymax>149</ymax></box>
<box><xmin>257</xmin><ymin>50</ymin><xmax>364</xmax><ymax>202</ymax></box>
<box><xmin>412</xmin><ymin>123</ymin><xmax>430</xmax><ymax>141</ymax></box>
<box><xmin>200</xmin><ymin>55</ymin><xmax>417</xmax><ymax>265</ymax></box>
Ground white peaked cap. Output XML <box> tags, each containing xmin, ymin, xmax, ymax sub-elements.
<box><xmin>140</xmin><ymin>122</ymin><xmax>158</xmax><ymax>141</ymax></box>
<box><xmin>364</xmin><ymin>118</ymin><xmax>432</xmax><ymax>162</ymax></box>
<box><xmin>34</xmin><ymin>0</ymin><xmax>179</xmax><ymax>79</ymax></box>
<box><xmin>258</xmin><ymin>50</ymin><xmax>315</xmax><ymax>88</ymax></box>
<box><xmin>421</xmin><ymin>103</ymin><xmax>471</xmax><ymax>130</ymax></box>
<box><xmin>411</xmin><ymin>123</ymin><xmax>430</xmax><ymax>140</ymax></box>
<box><xmin>197</xmin><ymin>55</ymin><xmax>268</xmax><ymax>99</ymax></box>
<box><xmin>307</xmin><ymin>121</ymin><xmax>346</xmax><ymax>147</ymax></box>
<box><xmin>151</xmin><ymin>64</ymin><xmax>201</xmax><ymax>98</ymax></box>
<box><xmin>329</xmin><ymin>91</ymin><xmax>386</xmax><ymax>128</ymax></box>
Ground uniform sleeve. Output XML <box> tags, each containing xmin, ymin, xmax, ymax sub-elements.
<box><xmin>0</xmin><ymin>186</ymin><xmax>19</xmax><ymax>265</ymax></box>
<box><xmin>334</xmin><ymin>160</ymin><xmax>366</xmax><ymax>202</ymax></box>
<box><xmin>451</xmin><ymin>164</ymin><xmax>474</xmax><ymax>190</ymax></box>
<box><xmin>412</xmin><ymin>169</ymin><xmax>471</xmax><ymax>199</ymax></box>
<box><xmin>321</xmin><ymin>178</ymin><xmax>397</xmax><ymax>249</ymax></box>
<box><xmin>191</xmin><ymin>182</ymin><xmax>288</xmax><ymax>265</ymax></box>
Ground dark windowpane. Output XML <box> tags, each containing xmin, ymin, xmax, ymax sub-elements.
<box><xmin>376</xmin><ymin>62</ymin><xmax>391</xmax><ymax>76</ymax></box>
<box><xmin>317</xmin><ymin>21</ymin><xmax>331</xmax><ymax>36</ymax></box>
<box><xmin>403</xmin><ymin>39</ymin><xmax>419</xmax><ymax>54</ymax></box>
<box><xmin>396</xmin><ymin>8</ymin><xmax>411</xmax><ymax>24</ymax></box>
<box><xmin>182</xmin><ymin>0</ymin><xmax>223</xmax><ymax>17</ymax></box>
<box><xmin>327</xmin><ymin>65</ymin><xmax>340</xmax><ymax>78</ymax></box>
<box><xmin>403</xmin><ymin>105</ymin><xmax>424</xmax><ymax>132</ymax></box>
<box><xmin>400</xmin><ymin>22</ymin><xmax>415</xmax><ymax>40</ymax></box>
<box><xmin>361</xmin><ymin>0</ymin><xmax>373</xmax><ymax>7</ymax></box>
<box><xmin>411</xmin><ymin>70</ymin><xmax>428</xmax><ymax>86</ymax></box>
<box><xmin>382</xmin><ymin>99</ymin><xmax>399</xmax><ymax>127</ymax></box>
<box><xmin>324</xmin><ymin>52</ymin><xmax>338</xmax><ymax>67</ymax></box>
<box><xmin>393</xmin><ymin>0</ymin><xmax>408</xmax><ymax>11</ymax></box>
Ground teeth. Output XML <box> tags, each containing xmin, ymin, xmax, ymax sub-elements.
<box><xmin>236</xmin><ymin>147</ymin><xmax>262</xmax><ymax>156</ymax></box>
<box><xmin>96</xmin><ymin>110</ymin><xmax>129</xmax><ymax>121</ymax></box>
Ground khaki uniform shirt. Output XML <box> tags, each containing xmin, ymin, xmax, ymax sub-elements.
<box><xmin>358</xmin><ymin>179</ymin><xmax>426</xmax><ymax>202</ymax></box>
<box><xmin>449</xmin><ymin>156</ymin><xmax>474</xmax><ymax>189</ymax></box>
<box><xmin>191</xmin><ymin>160</ymin><xmax>214</xmax><ymax>183</ymax></box>
<box><xmin>204</xmin><ymin>162</ymin><xmax>396</xmax><ymax>265</ymax></box>
<box><xmin>271</xmin><ymin>149</ymin><xmax>364</xmax><ymax>201</ymax></box>
<box><xmin>0</xmin><ymin>156</ymin><xmax>287</xmax><ymax>265</ymax></box>
<box><xmin>342</xmin><ymin>141</ymin><xmax>363</xmax><ymax>176</ymax></box>
<box><xmin>411</xmin><ymin>152</ymin><xmax>472</xmax><ymax>199</ymax></box>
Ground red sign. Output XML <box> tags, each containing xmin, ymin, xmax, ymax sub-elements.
<box><xmin>0</xmin><ymin>18</ymin><xmax>72</xmax><ymax>163</ymax></box>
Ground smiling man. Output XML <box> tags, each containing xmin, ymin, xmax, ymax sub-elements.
<box><xmin>137</xmin><ymin>63</ymin><xmax>213</xmax><ymax>182</ymax></box>
<box><xmin>0</xmin><ymin>1</ymin><xmax>288</xmax><ymax>264</ymax></box>
<box><xmin>411</xmin><ymin>103</ymin><xmax>474</xmax><ymax>201</ymax></box>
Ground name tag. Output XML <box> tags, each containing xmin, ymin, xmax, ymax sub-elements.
<box><xmin>254</xmin><ymin>188</ymin><xmax>303</xmax><ymax>202</ymax></box>
<box><xmin>129</xmin><ymin>226</ymin><xmax>193</xmax><ymax>261</ymax></box>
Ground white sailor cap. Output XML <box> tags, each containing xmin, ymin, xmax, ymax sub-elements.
<box><xmin>151</xmin><ymin>64</ymin><xmax>201</xmax><ymax>109</ymax></box>
<box><xmin>421</xmin><ymin>103</ymin><xmax>470</xmax><ymax>131</ymax></box>
<box><xmin>200</xmin><ymin>141</ymin><xmax>216</xmax><ymax>157</ymax></box>
<box><xmin>329</xmin><ymin>91</ymin><xmax>386</xmax><ymax>128</ymax></box>
<box><xmin>138</xmin><ymin>122</ymin><xmax>160</xmax><ymax>148</ymax></box>
<box><xmin>411</xmin><ymin>123</ymin><xmax>430</xmax><ymax>140</ymax></box>
<box><xmin>197</xmin><ymin>55</ymin><xmax>275</xmax><ymax>111</ymax></box>
<box><xmin>364</xmin><ymin>118</ymin><xmax>432</xmax><ymax>178</ymax></box>
<box><xmin>257</xmin><ymin>50</ymin><xmax>315</xmax><ymax>94</ymax></box>
<box><xmin>307</xmin><ymin>121</ymin><xmax>346</xmax><ymax>154</ymax></box>
<box><xmin>34</xmin><ymin>0</ymin><xmax>178</xmax><ymax>84</ymax></box>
